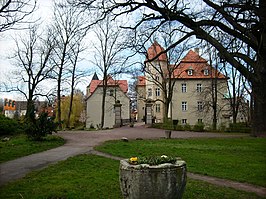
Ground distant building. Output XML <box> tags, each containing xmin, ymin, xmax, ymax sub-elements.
<box><xmin>3</xmin><ymin>100</ymin><xmax>54</xmax><ymax>119</ymax></box>
<box><xmin>136</xmin><ymin>42</ymin><xmax>230</xmax><ymax>127</ymax></box>
<box><xmin>86</xmin><ymin>74</ymin><xmax>130</xmax><ymax>129</ymax></box>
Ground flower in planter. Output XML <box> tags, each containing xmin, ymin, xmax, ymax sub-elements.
<box><xmin>128</xmin><ymin>155</ymin><xmax>178</xmax><ymax>166</ymax></box>
<box><xmin>129</xmin><ymin>157</ymin><xmax>138</xmax><ymax>164</ymax></box>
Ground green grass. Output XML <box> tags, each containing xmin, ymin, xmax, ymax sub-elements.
<box><xmin>95</xmin><ymin>137</ymin><xmax>266</xmax><ymax>187</ymax></box>
<box><xmin>0</xmin><ymin>155</ymin><xmax>264</xmax><ymax>199</ymax></box>
<box><xmin>0</xmin><ymin>134</ymin><xmax>65</xmax><ymax>163</ymax></box>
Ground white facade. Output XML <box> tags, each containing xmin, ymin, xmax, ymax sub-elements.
<box><xmin>86</xmin><ymin>86</ymin><xmax>130</xmax><ymax>129</ymax></box>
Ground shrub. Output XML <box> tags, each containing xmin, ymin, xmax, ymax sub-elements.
<box><xmin>218</xmin><ymin>123</ymin><xmax>227</xmax><ymax>132</ymax></box>
<box><xmin>152</xmin><ymin>123</ymin><xmax>163</xmax><ymax>129</ymax></box>
<box><xmin>227</xmin><ymin>122</ymin><xmax>251</xmax><ymax>133</ymax></box>
<box><xmin>175</xmin><ymin>125</ymin><xmax>184</xmax><ymax>131</ymax></box>
<box><xmin>193</xmin><ymin>122</ymin><xmax>205</xmax><ymax>132</ymax></box>
<box><xmin>0</xmin><ymin>114</ymin><xmax>22</xmax><ymax>136</ymax></box>
<box><xmin>183</xmin><ymin>123</ymin><xmax>192</xmax><ymax>131</ymax></box>
<box><xmin>162</xmin><ymin>119</ymin><xmax>175</xmax><ymax>130</ymax></box>
<box><xmin>24</xmin><ymin>112</ymin><xmax>58</xmax><ymax>141</ymax></box>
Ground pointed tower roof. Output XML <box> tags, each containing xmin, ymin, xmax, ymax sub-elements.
<box><xmin>146</xmin><ymin>41</ymin><xmax>167</xmax><ymax>61</ymax></box>
<box><xmin>92</xmin><ymin>72</ymin><xmax>99</xmax><ymax>80</ymax></box>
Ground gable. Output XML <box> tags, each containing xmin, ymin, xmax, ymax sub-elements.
<box><xmin>88</xmin><ymin>76</ymin><xmax>128</xmax><ymax>96</ymax></box>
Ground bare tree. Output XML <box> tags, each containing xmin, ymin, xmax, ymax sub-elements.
<box><xmin>51</xmin><ymin>0</ymin><xmax>89</xmax><ymax>129</ymax></box>
<box><xmin>65</xmin><ymin>39</ymin><xmax>87</xmax><ymax>129</ymax></box>
<box><xmin>0</xmin><ymin>0</ymin><xmax>36</xmax><ymax>33</ymax></box>
<box><xmin>83</xmin><ymin>0</ymin><xmax>266</xmax><ymax>136</ymax></box>
<box><xmin>8</xmin><ymin>25</ymin><xmax>55</xmax><ymax>119</ymax></box>
<box><xmin>91</xmin><ymin>16</ymin><xmax>128</xmax><ymax>128</ymax></box>
<box><xmin>222</xmin><ymin>62</ymin><xmax>248</xmax><ymax>124</ymax></box>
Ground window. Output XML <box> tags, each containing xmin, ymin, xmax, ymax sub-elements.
<box><xmin>198</xmin><ymin>119</ymin><xmax>203</xmax><ymax>123</ymax></box>
<box><xmin>204</xmin><ymin>69</ymin><xmax>209</xmax><ymax>76</ymax></box>
<box><xmin>148</xmin><ymin>88</ymin><xmax>152</xmax><ymax>97</ymax></box>
<box><xmin>196</xmin><ymin>83</ymin><xmax>202</xmax><ymax>92</ymax></box>
<box><xmin>155</xmin><ymin>75</ymin><xmax>160</xmax><ymax>81</ymax></box>
<box><xmin>109</xmin><ymin>89</ymin><xmax>114</xmax><ymax>96</ymax></box>
<box><xmin>155</xmin><ymin>103</ymin><xmax>161</xmax><ymax>113</ymax></box>
<box><xmin>181</xmin><ymin>101</ymin><xmax>187</xmax><ymax>111</ymax></box>
<box><xmin>197</xmin><ymin>101</ymin><xmax>203</xmax><ymax>111</ymax></box>
<box><xmin>155</xmin><ymin>88</ymin><xmax>160</xmax><ymax>96</ymax></box>
<box><xmin>187</xmin><ymin>69</ymin><xmax>193</xmax><ymax>76</ymax></box>
<box><xmin>181</xmin><ymin>83</ymin><xmax>187</xmax><ymax>93</ymax></box>
<box><xmin>182</xmin><ymin>119</ymin><xmax>187</xmax><ymax>124</ymax></box>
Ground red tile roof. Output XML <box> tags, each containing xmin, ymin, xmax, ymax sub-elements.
<box><xmin>137</xmin><ymin>76</ymin><xmax>146</xmax><ymax>86</ymax></box>
<box><xmin>89</xmin><ymin>76</ymin><xmax>128</xmax><ymax>95</ymax></box>
<box><xmin>146</xmin><ymin>41</ymin><xmax>167</xmax><ymax>61</ymax></box>
<box><xmin>173</xmin><ymin>50</ymin><xmax>226</xmax><ymax>79</ymax></box>
<box><xmin>181</xmin><ymin>50</ymin><xmax>206</xmax><ymax>63</ymax></box>
<box><xmin>136</xmin><ymin>48</ymin><xmax>227</xmax><ymax>87</ymax></box>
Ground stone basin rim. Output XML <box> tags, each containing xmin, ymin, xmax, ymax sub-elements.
<box><xmin>120</xmin><ymin>159</ymin><xmax>186</xmax><ymax>170</ymax></box>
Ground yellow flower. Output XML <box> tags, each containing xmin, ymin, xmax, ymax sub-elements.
<box><xmin>161</xmin><ymin>155</ymin><xmax>168</xmax><ymax>158</ymax></box>
<box><xmin>129</xmin><ymin>157</ymin><xmax>138</xmax><ymax>163</ymax></box>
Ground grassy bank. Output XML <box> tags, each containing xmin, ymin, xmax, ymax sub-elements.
<box><xmin>0</xmin><ymin>134</ymin><xmax>65</xmax><ymax>163</ymax></box>
<box><xmin>95</xmin><ymin>137</ymin><xmax>266</xmax><ymax>187</ymax></box>
<box><xmin>0</xmin><ymin>155</ymin><xmax>263</xmax><ymax>199</ymax></box>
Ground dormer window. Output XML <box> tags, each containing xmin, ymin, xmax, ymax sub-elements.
<box><xmin>204</xmin><ymin>69</ymin><xmax>209</xmax><ymax>76</ymax></box>
<box><xmin>187</xmin><ymin>69</ymin><xmax>193</xmax><ymax>76</ymax></box>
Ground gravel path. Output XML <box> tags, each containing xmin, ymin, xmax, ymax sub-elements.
<box><xmin>0</xmin><ymin>123</ymin><xmax>265</xmax><ymax>197</ymax></box>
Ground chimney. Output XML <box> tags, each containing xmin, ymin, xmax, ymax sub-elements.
<box><xmin>194</xmin><ymin>48</ymin><xmax>200</xmax><ymax>54</ymax></box>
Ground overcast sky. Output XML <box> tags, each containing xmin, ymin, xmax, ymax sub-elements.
<box><xmin>0</xmin><ymin>0</ymin><xmax>143</xmax><ymax>101</ymax></box>
<box><xmin>0</xmin><ymin>0</ymin><xmax>93</xmax><ymax>101</ymax></box>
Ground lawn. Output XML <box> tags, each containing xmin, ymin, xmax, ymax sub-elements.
<box><xmin>0</xmin><ymin>154</ymin><xmax>264</xmax><ymax>199</ymax></box>
<box><xmin>95</xmin><ymin>137</ymin><xmax>266</xmax><ymax>187</ymax></box>
<box><xmin>0</xmin><ymin>134</ymin><xmax>65</xmax><ymax>163</ymax></box>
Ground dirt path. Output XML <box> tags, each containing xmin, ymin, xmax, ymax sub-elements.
<box><xmin>1</xmin><ymin>123</ymin><xmax>265</xmax><ymax>197</ymax></box>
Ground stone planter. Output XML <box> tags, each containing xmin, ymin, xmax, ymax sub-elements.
<box><xmin>165</xmin><ymin>130</ymin><xmax>172</xmax><ymax>139</ymax></box>
<box><xmin>119</xmin><ymin>159</ymin><xmax>187</xmax><ymax>199</ymax></box>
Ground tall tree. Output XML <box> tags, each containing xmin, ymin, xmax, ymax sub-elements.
<box><xmin>82</xmin><ymin>0</ymin><xmax>265</xmax><ymax>135</ymax></box>
<box><xmin>9</xmin><ymin>25</ymin><xmax>55</xmax><ymax>119</ymax></box>
<box><xmin>0</xmin><ymin>0</ymin><xmax>36</xmax><ymax>33</ymax></box>
<box><xmin>65</xmin><ymin>39</ymin><xmax>87</xmax><ymax>129</ymax></box>
<box><xmin>91</xmin><ymin>16</ymin><xmax>128</xmax><ymax>128</ymax></box>
<box><xmin>51</xmin><ymin>0</ymin><xmax>89</xmax><ymax>129</ymax></box>
<box><xmin>222</xmin><ymin>62</ymin><xmax>248</xmax><ymax>124</ymax></box>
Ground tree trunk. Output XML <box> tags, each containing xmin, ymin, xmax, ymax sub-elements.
<box><xmin>101</xmin><ymin>87</ymin><xmax>107</xmax><ymax>129</ymax></box>
<box><xmin>101</xmin><ymin>76</ymin><xmax>107</xmax><ymax>129</ymax></box>
<box><xmin>26</xmin><ymin>90</ymin><xmax>35</xmax><ymax>121</ymax></box>
<box><xmin>66</xmin><ymin>85</ymin><xmax>74</xmax><ymax>129</ymax></box>
<box><xmin>252</xmin><ymin>2</ymin><xmax>266</xmax><ymax>135</ymax></box>
<box><xmin>252</xmin><ymin>79</ymin><xmax>266</xmax><ymax>136</ymax></box>
<box><xmin>57</xmin><ymin>73</ymin><xmax>62</xmax><ymax>129</ymax></box>
<box><xmin>26</xmin><ymin>99</ymin><xmax>35</xmax><ymax>121</ymax></box>
<box><xmin>66</xmin><ymin>63</ymin><xmax>76</xmax><ymax>129</ymax></box>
